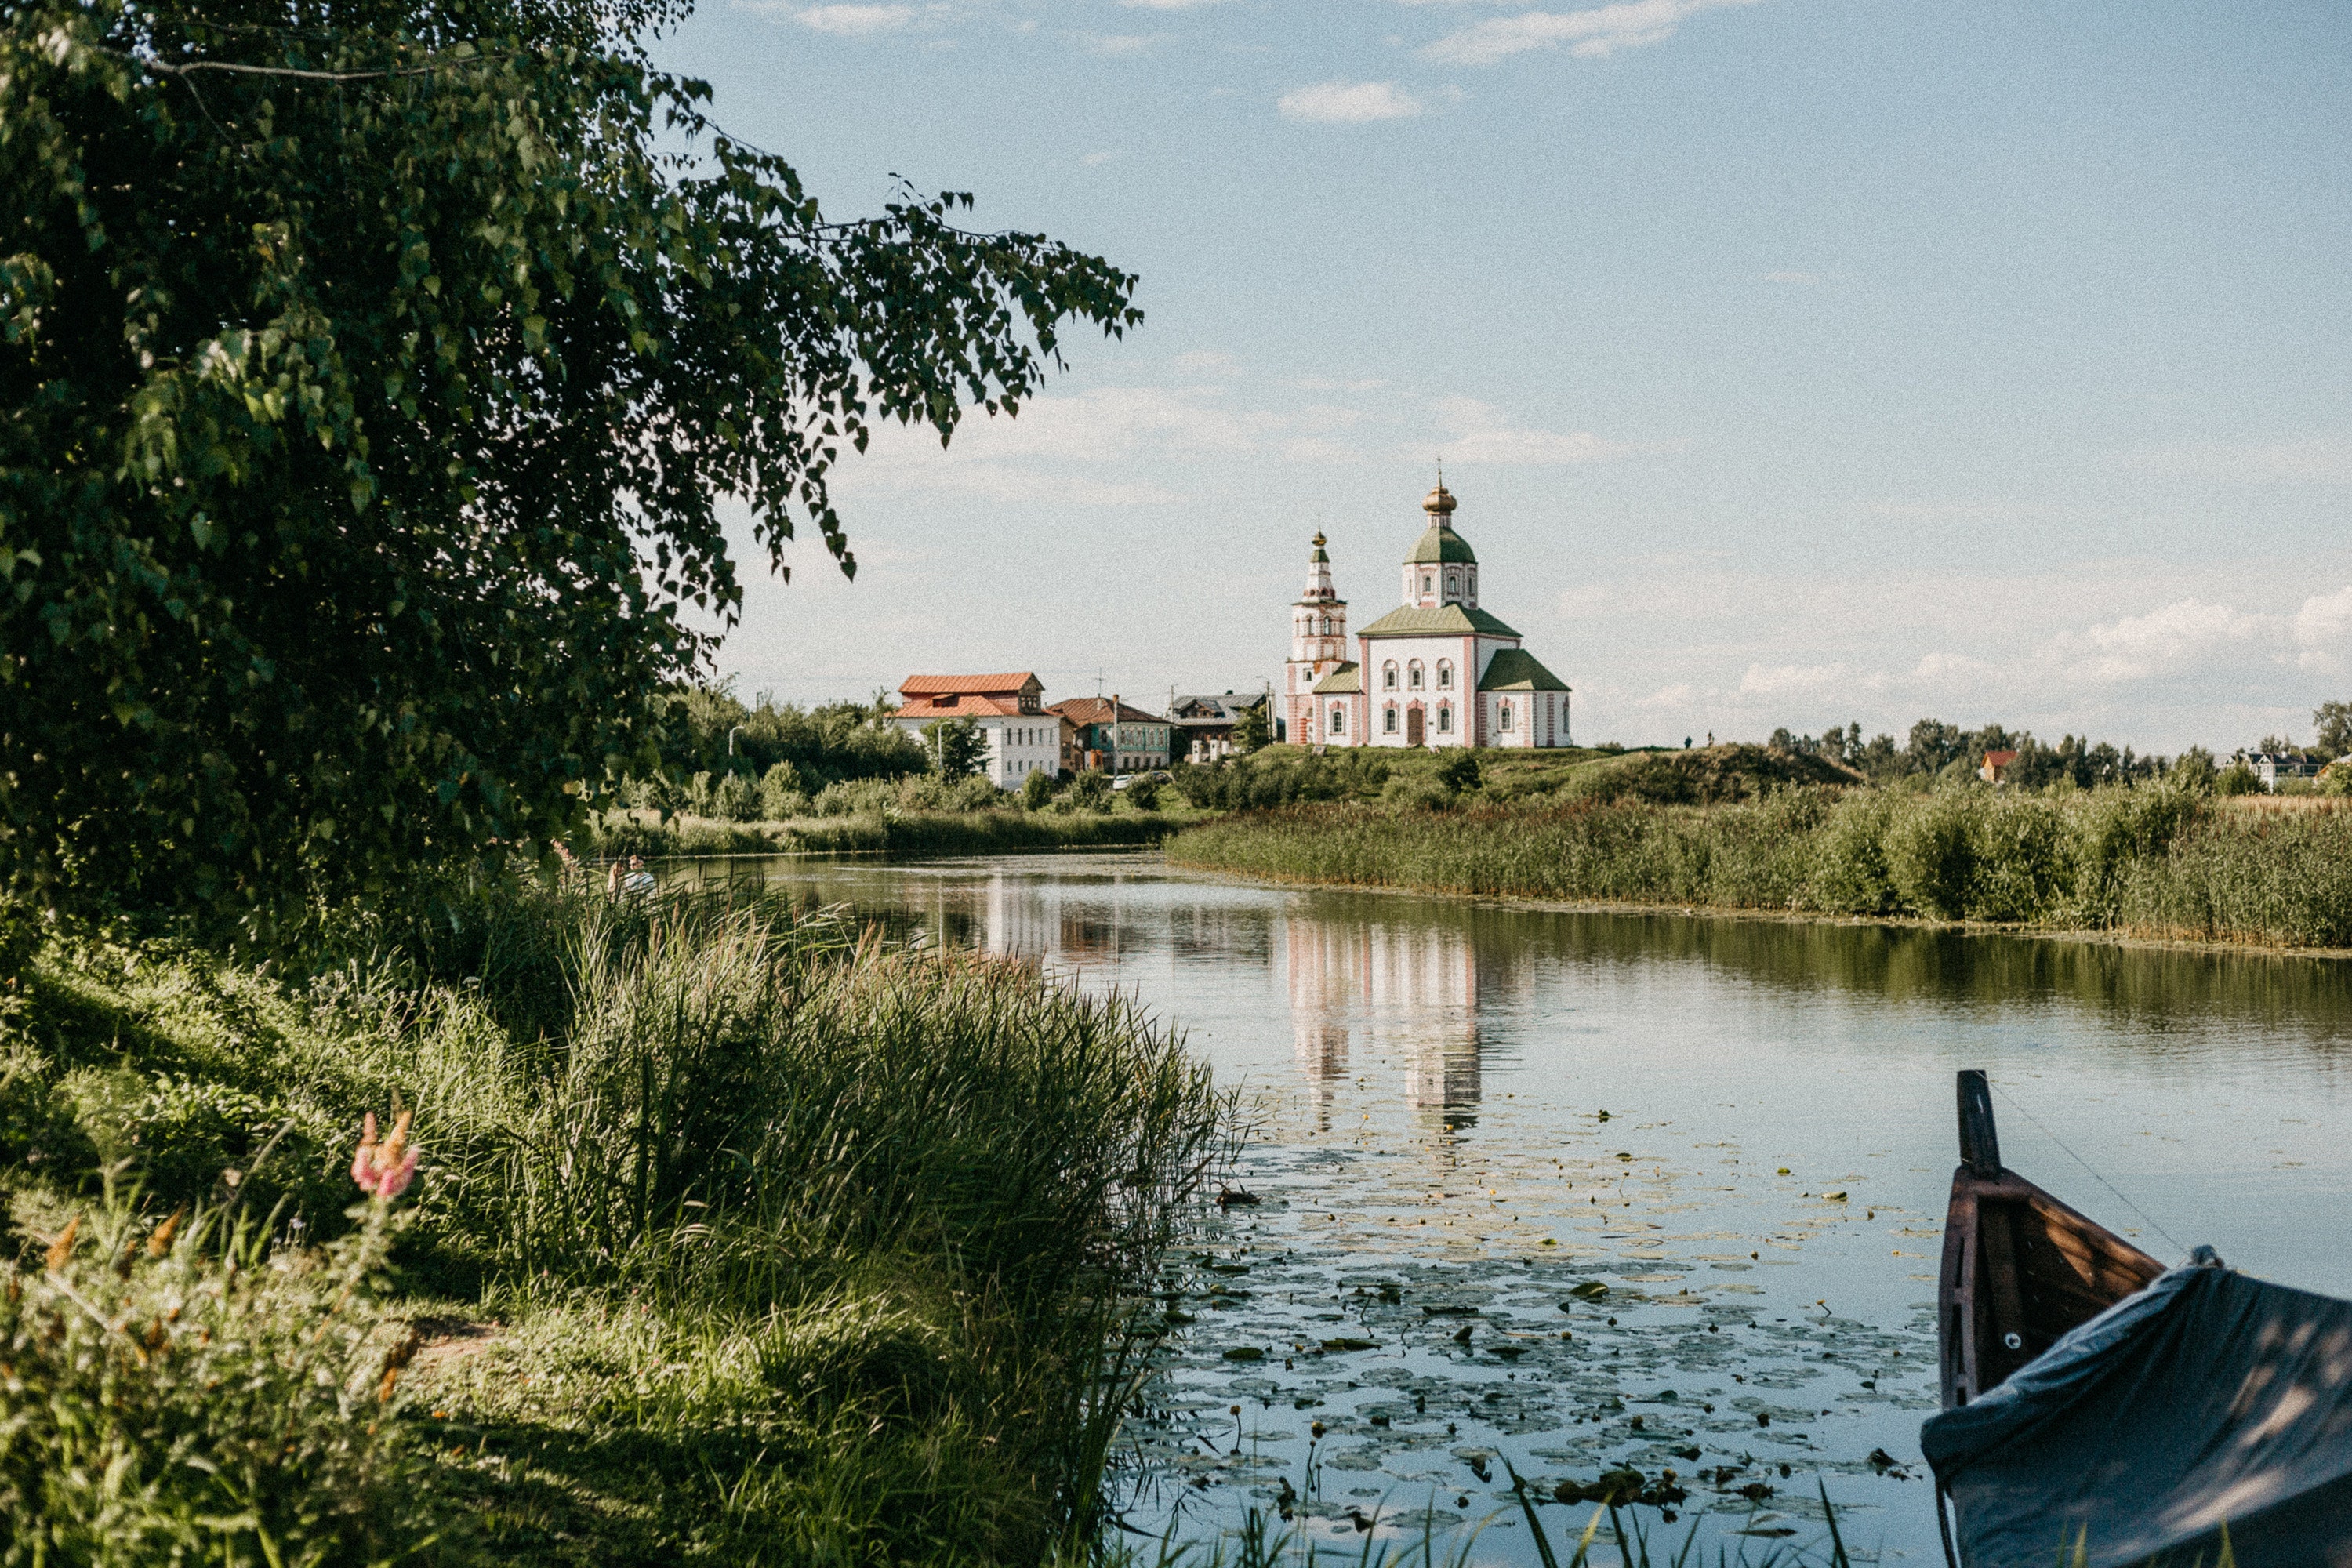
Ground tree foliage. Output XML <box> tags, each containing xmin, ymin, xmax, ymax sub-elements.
<box><xmin>0</xmin><ymin>0</ymin><xmax>1138</xmax><ymax>932</ymax></box>
<box><xmin>921</xmin><ymin>717</ymin><xmax>987</xmax><ymax>780</ymax></box>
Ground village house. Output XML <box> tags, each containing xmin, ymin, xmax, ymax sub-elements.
<box><xmin>1285</xmin><ymin>485</ymin><xmax>1572</xmax><ymax>750</ymax></box>
<box><xmin>886</xmin><ymin>673</ymin><xmax>1061</xmax><ymax>790</ymax></box>
<box><xmin>1169</xmin><ymin>691</ymin><xmax>1271</xmax><ymax>763</ymax></box>
<box><xmin>1047</xmin><ymin>695</ymin><xmax>1172</xmax><ymax>774</ymax></box>
<box><xmin>1979</xmin><ymin>749</ymin><xmax>2020</xmax><ymax>784</ymax></box>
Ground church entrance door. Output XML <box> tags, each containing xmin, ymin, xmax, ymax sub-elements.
<box><xmin>1406</xmin><ymin>707</ymin><xmax>1424</xmax><ymax>746</ymax></box>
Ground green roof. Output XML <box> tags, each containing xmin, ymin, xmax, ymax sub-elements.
<box><xmin>1310</xmin><ymin>662</ymin><xmax>1361</xmax><ymax>695</ymax></box>
<box><xmin>1406</xmin><ymin>524</ymin><xmax>1477</xmax><ymax>565</ymax></box>
<box><xmin>1475</xmin><ymin>648</ymin><xmax>1570</xmax><ymax>692</ymax></box>
<box><xmin>1357</xmin><ymin>604</ymin><xmax>1521</xmax><ymax>639</ymax></box>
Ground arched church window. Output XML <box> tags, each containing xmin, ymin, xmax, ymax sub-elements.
<box><xmin>1383</xmin><ymin>662</ymin><xmax>1399</xmax><ymax>691</ymax></box>
<box><xmin>1436</xmin><ymin>661</ymin><xmax>1453</xmax><ymax>689</ymax></box>
<box><xmin>1330</xmin><ymin>706</ymin><xmax>1345</xmax><ymax>735</ymax></box>
<box><xmin>1384</xmin><ymin>706</ymin><xmax>1399</xmax><ymax>734</ymax></box>
<box><xmin>1500</xmin><ymin>702</ymin><xmax>1515</xmax><ymax>732</ymax></box>
<box><xmin>1422</xmin><ymin>575</ymin><xmax>1432</xmax><ymax>595</ymax></box>
<box><xmin>1437</xmin><ymin>705</ymin><xmax>1453</xmax><ymax>734</ymax></box>
<box><xmin>1408</xmin><ymin>662</ymin><xmax>1424</xmax><ymax>690</ymax></box>
<box><xmin>1446</xmin><ymin>574</ymin><xmax>1459</xmax><ymax>596</ymax></box>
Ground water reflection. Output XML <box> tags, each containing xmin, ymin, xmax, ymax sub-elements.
<box><xmin>1283</xmin><ymin>914</ymin><xmax>1490</xmax><ymax>1128</ymax></box>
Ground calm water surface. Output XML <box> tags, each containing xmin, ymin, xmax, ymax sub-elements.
<box><xmin>699</xmin><ymin>851</ymin><xmax>2352</xmax><ymax>1563</ymax></box>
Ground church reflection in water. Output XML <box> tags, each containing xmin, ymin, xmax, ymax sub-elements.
<box><xmin>1282</xmin><ymin>912</ymin><xmax>1490</xmax><ymax>1131</ymax></box>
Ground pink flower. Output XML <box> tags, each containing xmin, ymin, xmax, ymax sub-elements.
<box><xmin>351</xmin><ymin>1110</ymin><xmax>419</xmax><ymax>1201</ymax></box>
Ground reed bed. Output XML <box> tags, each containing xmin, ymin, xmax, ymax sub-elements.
<box><xmin>1169</xmin><ymin>783</ymin><xmax>2352</xmax><ymax>949</ymax></box>
<box><xmin>592</xmin><ymin>806</ymin><xmax>1184</xmax><ymax>859</ymax></box>
<box><xmin>1</xmin><ymin>887</ymin><xmax>1225</xmax><ymax>1564</ymax></box>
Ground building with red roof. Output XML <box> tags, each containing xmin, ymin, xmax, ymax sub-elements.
<box><xmin>887</xmin><ymin>673</ymin><xmax>1058</xmax><ymax>789</ymax></box>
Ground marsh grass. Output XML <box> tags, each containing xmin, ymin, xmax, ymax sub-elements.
<box><xmin>1170</xmin><ymin>782</ymin><xmax>2352</xmax><ymax>949</ymax></box>
<box><xmin>2</xmin><ymin>885</ymin><xmax>1226</xmax><ymax>1564</ymax></box>
<box><xmin>591</xmin><ymin>807</ymin><xmax>1185</xmax><ymax>860</ymax></box>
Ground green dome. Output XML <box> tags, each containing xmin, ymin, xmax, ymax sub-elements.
<box><xmin>1406</xmin><ymin>524</ymin><xmax>1477</xmax><ymax>565</ymax></box>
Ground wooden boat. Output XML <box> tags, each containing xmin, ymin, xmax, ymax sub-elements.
<box><xmin>1936</xmin><ymin>1069</ymin><xmax>2165</xmax><ymax>1410</ymax></box>
<box><xmin>1926</xmin><ymin>1070</ymin><xmax>2352</xmax><ymax>1566</ymax></box>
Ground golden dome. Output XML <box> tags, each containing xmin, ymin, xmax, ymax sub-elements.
<box><xmin>1422</xmin><ymin>484</ymin><xmax>1457</xmax><ymax>517</ymax></box>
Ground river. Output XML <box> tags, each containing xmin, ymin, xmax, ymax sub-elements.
<box><xmin>690</xmin><ymin>851</ymin><xmax>2352</xmax><ymax>1564</ymax></box>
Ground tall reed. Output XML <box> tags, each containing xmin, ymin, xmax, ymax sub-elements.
<box><xmin>1170</xmin><ymin>784</ymin><xmax>2352</xmax><ymax>949</ymax></box>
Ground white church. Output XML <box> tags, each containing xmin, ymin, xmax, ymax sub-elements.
<box><xmin>1283</xmin><ymin>482</ymin><xmax>1572</xmax><ymax>750</ymax></box>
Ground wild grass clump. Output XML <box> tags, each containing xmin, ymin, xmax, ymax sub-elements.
<box><xmin>0</xmin><ymin>1182</ymin><xmax>448</xmax><ymax>1566</ymax></box>
<box><xmin>3</xmin><ymin>889</ymin><xmax>1225</xmax><ymax>1564</ymax></box>
<box><xmin>589</xmin><ymin>805</ymin><xmax>1182</xmax><ymax>860</ymax></box>
<box><xmin>1170</xmin><ymin>782</ymin><xmax>2352</xmax><ymax>949</ymax></box>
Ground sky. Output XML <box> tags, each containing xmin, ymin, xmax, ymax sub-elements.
<box><xmin>649</xmin><ymin>0</ymin><xmax>2352</xmax><ymax>753</ymax></box>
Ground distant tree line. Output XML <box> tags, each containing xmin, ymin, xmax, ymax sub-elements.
<box><xmin>1770</xmin><ymin>720</ymin><xmax>2173</xmax><ymax>789</ymax></box>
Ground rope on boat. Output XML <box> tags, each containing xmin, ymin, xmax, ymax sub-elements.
<box><xmin>1936</xmin><ymin>1483</ymin><xmax>1960</xmax><ymax>1568</ymax></box>
<box><xmin>1991</xmin><ymin>1080</ymin><xmax>2188</xmax><ymax>1258</ymax></box>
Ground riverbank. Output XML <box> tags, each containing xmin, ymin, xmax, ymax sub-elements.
<box><xmin>591</xmin><ymin>805</ymin><xmax>1190</xmax><ymax>859</ymax></box>
<box><xmin>1167</xmin><ymin>785</ymin><xmax>2352</xmax><ymax>951</ymax></box>
<box><xmin>1</xmin><ymin>888</ymin><xmax>1221</xmax><ymax>1564</ymax></box>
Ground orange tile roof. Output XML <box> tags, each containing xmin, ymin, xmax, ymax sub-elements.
<box><xmin>898</xmin><ymin>673</ymin><xmax>1040</xmax><ymax>696</ymax></box>
<box><xmin>890</xmin><ymin>692</ymin><xmax>1029</xmax><ymax>720</ymax></box>
<box><xmin>1984</xmin><ymin>749</ymin><xmax>2020</xmax><ymax>768</ymax></box>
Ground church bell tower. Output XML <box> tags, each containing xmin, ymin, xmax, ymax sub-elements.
<box><xmin>1285</xmin><ymin>533</ymin><xmax>1348</xmax><ymax>746</ymax></box>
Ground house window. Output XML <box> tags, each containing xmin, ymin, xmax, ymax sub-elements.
<box><xmin>1500</xmin><ymin>702</ymin><xmax>1515</xmax><ymax>732</ymax></box>
<box><xmin>1330</xmin><ymin>706</ymin><xmax>1345</xmax><ymax>735</ymax></box>
<box><xmin>1385</xmin><ymin>706</ymin><xmax>1399</xmax><ymax>734</ymax></box>
<box><xmin>1384</xmin><ymin>662</ymin><xmax>1399</xmax><ymax>690</ymax></box>
<box><xmin>1437</xmin><ymin>705</ymin><xmax>1452</xmax><ymax>734</ymax></box>
<box><xmin>1408</xmin><ymin>662</ymin><xmax>1424</xmax><ymax>690</ymax></box>
<box><xmin>1437</xmin><ymin>661</ymin><xmax>1453</xmax><ymax>690</ymax></box>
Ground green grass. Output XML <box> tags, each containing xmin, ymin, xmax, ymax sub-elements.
<box><xmin>1169</xmin><ymin>782</ymin><xmax>2352</xmax><ymax>950</ymax></box>
<box><xmin>590</xmin><ymin>806</ymin><xmax>1189</xmax><ymax>859</ymax></box>
<box><xmin>1</xmin><ymin>887</ymin><xmax>1225</xmax><ymax>1564</ymax></box>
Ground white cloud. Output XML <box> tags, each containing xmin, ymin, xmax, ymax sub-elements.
<box><xmin>1081</xmin><ymin>150</ymin><xmax>1124</xmax><ymax>165</ymax></box>
<box><xmin>1738</xmin><ymin>662</ymin><xmax>1854</xmax><ymax>697</ymax></box>
<box><xmin>1082</xmin><ymin>32</ymin><xmax>1155</xmax><ymax>54</ymax></box>
<box><xmin>1176</xmin><ymin>349</ymin><xmax>1237</xmax><ymax>369</ymax></box>
<box><xmin>2292</xmin><ymin>586</ymin><xmax>2352</xmax><ymax>673</ymax></box>
<box><xmin>1278</xmin><ymin>80</ymin><xmax>1425</xmax><ymax>123</ymax></box>
<box><xmin>1433</xmin><ymin>396</ymin><xmax>1644</xmax><ymax>464</ymax></box>
<box><xmin>2048</xmin><ymin>597</ymin><xmax>2268</xmax><ymax>684</ymax></box>
<box><xmin>1423</xmin><ymin>0</ymin><xmax>1760</xmax><ymax>66</ymax></box>
<box><xmin>1762</xmin><ymin>270</ymin><xmax>1817</xmax><ymax>284</ymax></box>
<box><xmin>1294</xmin><ymin>376</ymin><xmax>1390</xmax><ymax>392</ymax></box>
<box><xmin>1121</xmin><ymin>0</ymin><xmax>1227</xmax><ymax>9</ymax></box>
<box><xmin>790</xmin><ymin>2</ymin><xmax>919</xmax><ymax>33</ymax></box>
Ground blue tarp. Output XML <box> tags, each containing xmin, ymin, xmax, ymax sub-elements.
<box><xmin>1922</xmin><ymin>1256</ymin><xmax>2352</xmax><ymax>1566</ymax></box>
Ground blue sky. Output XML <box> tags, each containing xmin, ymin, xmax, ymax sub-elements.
<box><xmin>655</xmin><ymin>0</ymin><xmax>2352</xmax><ymax>753</ymax></box>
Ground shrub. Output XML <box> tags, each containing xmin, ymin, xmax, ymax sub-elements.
<box><xmin>1022</xmin><ymin>769</ymin><xmax>1056</xmax><ymax>811</ymax></box>
<box><xmin>1968</xmin><ymin>793</ymin><xmax>2071</xmax><ymax>922</ymax></box>
<box><xmin>760</xmin><ymin>760</ymin><xmax>808</xmax><ymax>820</ymax></box>
<box><xmin>1809</xmin><ymin>789</ymin><xmax>1901</xmax><ymax>914</ymax></box>
<box><xmin>1065</xmin><ymin>772</ymin><xmax>1113</xmax><ymax>813</ymax></box>
<box><xmin>1886</xmin><ymin>789</ymin><xmax>1980</xmax><ymax>918</ymax></box>
<box><xmin>1382</xmin><ymin>772</ymin><xmax>1454</xmax><ymax>812</ymax></box>
<box><xmin>1125</xmin><ymin>774</ymin><xmax>1162</xmax><ymax>811</ymax></box>
<box><xmin>949</xmin><ymin>775</ymin><xmax>1005</xmax><ymax>812</ymax></box>
<box><xmin>2216</xmin><ymin>760</ymin><xmax>2262</xmax><ymax>796</ymax></box>
<box><xmin>713</xmin><ymin>769</ymin><xmax>760</xmax><ymax>822</ymax></box>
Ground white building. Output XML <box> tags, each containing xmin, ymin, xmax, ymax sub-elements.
<box><xmin>887</xmin><ymin>672</ymin><xmax>1062</xmax><ymax>789</ymax></box>
<box><xmin>1284</xmin><ymin>484</ymin><xmax>1572</xmax><ymax>750</ymax></box>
